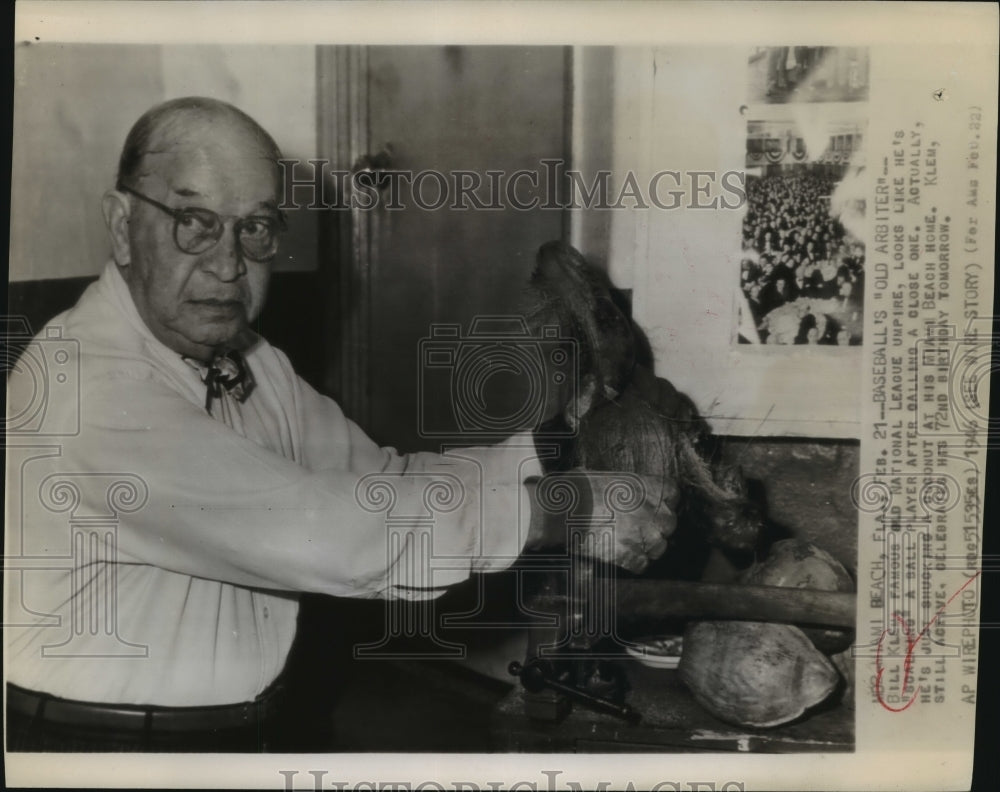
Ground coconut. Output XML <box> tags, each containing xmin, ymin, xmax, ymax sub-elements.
<box><xmin>524</xmin><ymin>240</ymin><xmax>762</xmax><ymax>556</ymax></box>
<box><xmin>679</xmin><ymin>620</ymin><xmax>841</xmax><ymax>728</ymax></box>
<box><xmin>741</xmin><ymin>539</ymin><xmax>855</xmax><ymax>653</ymax></box>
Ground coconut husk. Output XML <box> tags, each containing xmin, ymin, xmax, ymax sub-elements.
<box><xmin>523</xmin><ymin>240</ymin><xmax>762</xmax><ymax>556</ymax></box>
<box><xmin>522</xmin><ymin>241</ymin><xmax>636</xmax><ymax>428</ymax></box>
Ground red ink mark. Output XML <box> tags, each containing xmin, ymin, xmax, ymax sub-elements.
<box><xmin>874</xmin><ymin>570</ymin><xmax>981</xmax><ymax>712</ymax></box>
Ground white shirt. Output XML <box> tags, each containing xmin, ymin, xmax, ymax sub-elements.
<box><xmin>5</xmin><ymin>262</ymin><xmax>541</xmax><ymax>706</ymax></box>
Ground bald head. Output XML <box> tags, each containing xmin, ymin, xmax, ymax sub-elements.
<box><xmin>116</xmin><ymin>97</ymin><xmax>283</xmax><ymax>191</ymax></box>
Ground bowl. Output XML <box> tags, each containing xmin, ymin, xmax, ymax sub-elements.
<box><xmin>625</xmin><ymin>635</ymin><xmax>684</xmax><ymax>669</ymax></box>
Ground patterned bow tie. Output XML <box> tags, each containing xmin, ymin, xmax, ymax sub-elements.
<box><xmin>200</xmin><ymin>351</ymin><xmax>255</xmax><ymax>414</ymax></box>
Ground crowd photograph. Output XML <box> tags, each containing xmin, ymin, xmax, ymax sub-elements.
<box><xmin>737</xmin><ymin>118</ymin><xmax>866</xmax><ymax>346</ymax></box>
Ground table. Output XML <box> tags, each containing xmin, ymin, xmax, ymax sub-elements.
<box><xmin>491</xmin><ymin>657</ymin><xmax>854</xmax><ymax>753</ymax></box>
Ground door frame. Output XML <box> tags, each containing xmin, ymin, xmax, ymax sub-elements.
<box><xmin>317</xmin><ymin>44</ymin><xmax>373</xmax><ymax>426</ymax></box>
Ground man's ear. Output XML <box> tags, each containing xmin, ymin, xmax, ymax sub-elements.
<box><xmin>102</xmin><ymin>190</ymin><xmax>132</xmax><ymax>266</ymax></box>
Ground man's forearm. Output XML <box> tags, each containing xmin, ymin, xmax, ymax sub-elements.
<box><xmin>523</xmin><ymin>472</ymin><xmax>597</xmax><ymax>551</ymax></box>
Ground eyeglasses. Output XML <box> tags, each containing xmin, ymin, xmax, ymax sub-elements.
<box><xmin>118</xmin><ymin>186</ymin><xmax>286</xmax><ymax>262</ymax></box>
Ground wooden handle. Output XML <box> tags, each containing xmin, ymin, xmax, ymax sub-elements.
<box><xmin>532</xmin><ymin>579</ymin><xmax>856</xmax><ymax>629</ymax></box>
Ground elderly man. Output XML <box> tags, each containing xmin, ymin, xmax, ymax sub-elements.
<box><xmin>5</xmin><ymin>97</ymin><xmax>676</xmax><ymax>752</ymax></box>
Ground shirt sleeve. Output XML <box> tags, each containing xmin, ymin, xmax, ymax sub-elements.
<box><xmin>56</xmin><ymin>369</ymin><xmax>542</xmax><ymax>599</ymax></box>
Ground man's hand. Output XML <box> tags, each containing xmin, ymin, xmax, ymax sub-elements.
<box><xmin>525</xmin><ymin>469</ymin><xmax>679</xmax><ymax>574</ymax></box>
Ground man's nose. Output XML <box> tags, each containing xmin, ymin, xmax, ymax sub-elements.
<box><xmin>201</xmin><ymin>226</ymin><xmax>246</xmax><ymax>282</ymax></box>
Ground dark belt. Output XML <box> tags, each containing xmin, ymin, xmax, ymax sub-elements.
<box><xmin>7</xmin><ymin>682</ymin><xmax>284</xmax><ymax>735</ymax></box>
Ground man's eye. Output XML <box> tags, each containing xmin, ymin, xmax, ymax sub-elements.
<box><xmin>241</xmin><ymin>219</ymin><xmax>273</xmax><ymax>238</ymax></box>
<box><xmin>177</xmin><ymin>212</ymin><xmax>215</xmax><ymax>232</ymax></box>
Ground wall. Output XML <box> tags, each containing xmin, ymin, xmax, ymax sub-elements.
<box><xmin>9</xmin><ymin>43</ymin><xmax>318</xmax><ymax>282</ymax></box>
